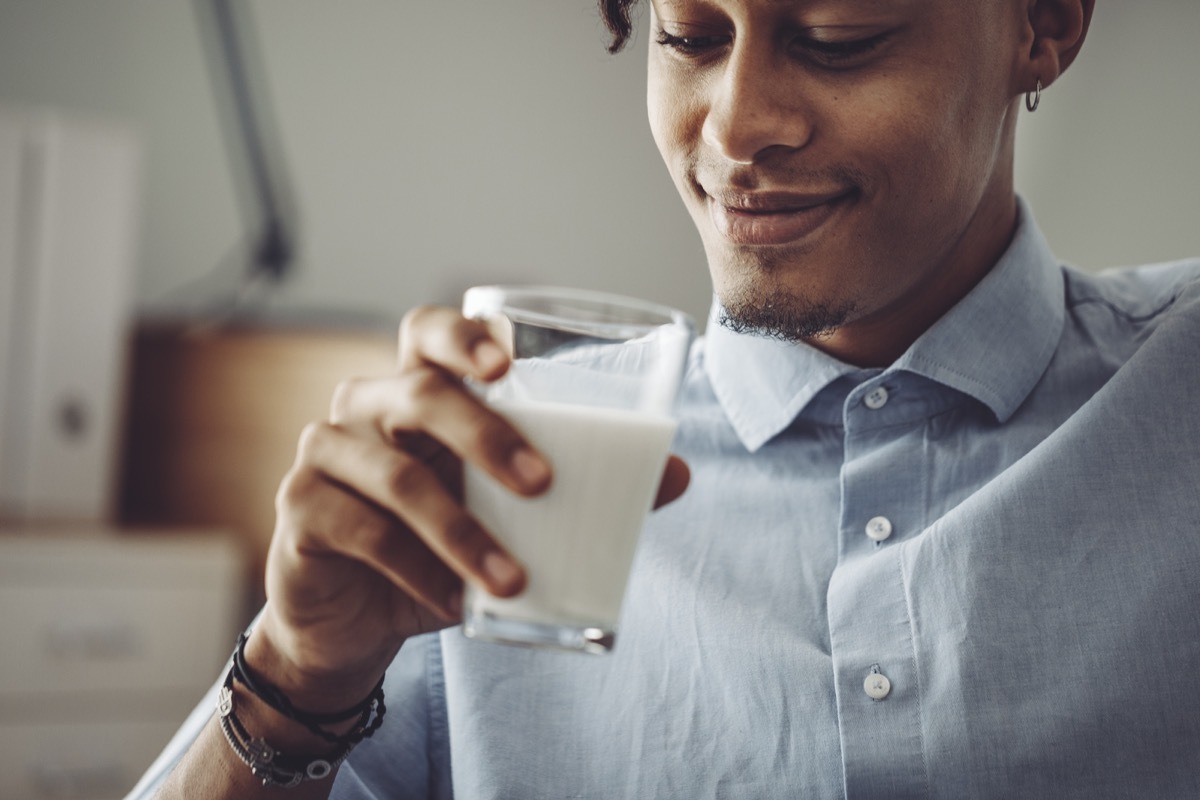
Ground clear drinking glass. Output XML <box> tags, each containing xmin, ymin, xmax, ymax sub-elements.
<box><xmin>460</xmin><ymin>285</ymin><xmax>695</xmax><ymax>654</ymax></box>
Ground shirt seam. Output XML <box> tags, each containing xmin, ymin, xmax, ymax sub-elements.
<box><xmin>427</xmin><ymin>635</ymin><xmax>454</xmax><ymax>799</ymax></box>
<box><xmin>900</xmin><ymin>356</ymin><xmax>1012</xmax><ymax>402</ymax></box>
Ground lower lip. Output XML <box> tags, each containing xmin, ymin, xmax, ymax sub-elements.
<box><xmin>708</xmin><ymin>193</ymin><xmax>850</xmax><ymax>246</ymax></box>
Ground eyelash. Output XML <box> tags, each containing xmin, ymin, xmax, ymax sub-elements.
<box><xmin>654</xmin><ymin>29</ymin><xmax>889</xmax><ymax>66</ymax></box>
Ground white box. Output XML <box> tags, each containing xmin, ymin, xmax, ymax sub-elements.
<box><xmin>0</xmin><ymin>108</ymin><xmax>141</xmax><ymax>520</ymax></box>
<box><xmin>0</xmin><ymin>528</ymin><xmax>245</xmax><ymax>800</ymax></box>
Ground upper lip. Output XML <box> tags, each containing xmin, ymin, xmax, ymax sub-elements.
<box><xmin>705</xmin><ymin>189</ymin><xmax>851</xmax><ymax>213</ymax></box>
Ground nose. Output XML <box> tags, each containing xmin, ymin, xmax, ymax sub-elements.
<box><xmin>701</xmin><ymin>44</ymin><xmax>814</xmax><ymax>164</ymax></box>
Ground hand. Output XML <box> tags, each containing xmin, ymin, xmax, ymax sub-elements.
<box><xmin>247</xmin><ymin>305</ymin><xmax>691</xmax><ymax>708</ymax></box>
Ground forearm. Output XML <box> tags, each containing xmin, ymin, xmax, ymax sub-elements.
<box><xmin>153</xmin><ymin>677</ymin><xmax>358</xmax><ymax>800</ymax></box>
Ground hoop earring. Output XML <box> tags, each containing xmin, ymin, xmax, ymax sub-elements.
<box><xmin>1025</xmin><ymin>79</ymin><xmax>1042</xmax><ymax>112</ymax></box>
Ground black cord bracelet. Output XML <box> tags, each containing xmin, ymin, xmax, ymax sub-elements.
<box><xmin>218</xmin><ymin>667</ymin><xmax>353</xmax><ymax>788</ymax></box>
<box><xmin>231</xmin><ymin>632</ymin><xmax>387</xmax><ymax>746</ymax></box>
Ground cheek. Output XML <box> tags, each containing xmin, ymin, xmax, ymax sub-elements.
<box><xmin>852</xmin><ymin>74</ymin><xmax>949</xmax><ymax>169</ymax></box>
<box><xmin>842</xmin><ymin>76</ymin><xmax>993</xmax><ymax>206</ymax></box>
<box><xmin>647</xmin><ymin>68</ymin><xmax>707</xmax><ymax>207</ymax></box>
<box><xmin>874</xmin><ymin>57</ymin><xmax>1008</xmax><ymax>194</ymax></box>
<box><xmin>647</xmin><ymin>67</ymin><xmax>685</xmax><ymax>166</ymax></box>
<box><xmin>645</xmin><ymin>72</ymin><xmax>671</xmax><ymax>162</ymax></box>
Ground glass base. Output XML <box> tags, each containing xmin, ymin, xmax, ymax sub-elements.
<box><xmin>462</xmin><ymin>608</ymin><xmax>615</xmax><ymax>655</ymax></box>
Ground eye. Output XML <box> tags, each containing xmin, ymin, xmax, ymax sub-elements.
<box><xmin>654</xmin><ymin>29</ymin><xmax>730</xmax><ymax>58</ymax></box>
<box><xmin>796</xmin><ymin>32</ymin><xmax>890</xmax><ymax>67</ymax></box>
<box><xmin>653</xmin><ymin>25</ymin><xmax>891</xmax><ymax>68</ymax></box>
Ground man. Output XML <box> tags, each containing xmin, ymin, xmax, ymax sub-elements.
<box><xmin>133</xmin><ymin>0</ymin><xmax>1200</xmax><ymax>797</ymax></box>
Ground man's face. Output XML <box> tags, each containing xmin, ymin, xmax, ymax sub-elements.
<box><xmin>647</xmin><ymin>0</ymin><xmax>1023</xmax><ymax>359</ymax></box>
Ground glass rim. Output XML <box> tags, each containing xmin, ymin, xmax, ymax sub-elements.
<box><xmin>462</xmin><ymin>284</ymin><xmax>694</xmax><ymax>338</ymax></box>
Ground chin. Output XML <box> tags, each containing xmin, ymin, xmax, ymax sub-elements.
<box><xmin>710</xmin><ymin>264</ymin><xmax>857</xmax><ymax>343</ymax></box>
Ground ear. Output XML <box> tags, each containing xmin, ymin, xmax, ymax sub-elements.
<box><xmin>1018</xmin><ymin>0</ymin><xmax>1095</xmax><ymax>94</ymax></box>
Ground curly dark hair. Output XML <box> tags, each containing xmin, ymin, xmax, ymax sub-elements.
<box><xmin>599</xmin><ymin>0</ymin><xmax>641</xmax><ymax>53</ymax></box>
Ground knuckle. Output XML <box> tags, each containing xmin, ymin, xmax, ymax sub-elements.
<box><xmin>296</xmin><ymin>420</ymin><xmax>334</xmax><ymax>463</ymax></box>
<box><xmin>385</xmin><ymin>456</ymin><xmax>429</xmax><ymax>499</ymax></box>
<box><xmin>401</xmin><ymin>303</ymin><xmax>438</xmax><ymax>330</ymax></box>
<box><xmin>399</xmin><ymin>305</ymin><xmax>441</xmax><ymax>347</ymax></box>
<box><xmin>275</xmin><ymin>466</ymin><xmax>318</xmax><ymax>515</ymax></box>
<box><xmin>329</xmin><ymin>377</ymin><xmax>366</xmax><ymax>422</ymax></box>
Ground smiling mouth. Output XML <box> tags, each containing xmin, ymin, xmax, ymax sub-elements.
<box><xmin>707</xmin><ymin>190</ymin><xmax>854</xmax><ymax>246</ymax></box>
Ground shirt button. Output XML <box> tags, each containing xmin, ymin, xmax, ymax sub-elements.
<box><xmin>864</xmin><ymin>672</ymin><xmax>892</xmax><ymax>700</ymax></box>
<box><xmin>864</xmin><ymin>386</ymin><xmax>889</xmax><ymax>410</ymax></box>
<box><xmin>865</xmin><ymin>516</ymin><xmax>893</xmax><ymax>542</ymax></box>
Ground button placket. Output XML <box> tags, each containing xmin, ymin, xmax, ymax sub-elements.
<box><xmin>840</xmin><ymin>377</ymin><xmax>926</xmax><ymax>559</ymax></box>
<box><xmin>828</xmin><ymin>373</ymin><xmax>932</xmax><ymax>795</ymax></box>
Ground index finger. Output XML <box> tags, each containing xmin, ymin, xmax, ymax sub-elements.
<box><xmin>399</xmin><ymin>305</ymin><xmax>511</xmax><ymax>382</ymax></box>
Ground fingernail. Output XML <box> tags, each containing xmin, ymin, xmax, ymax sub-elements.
<box><xmin>473</xmin><ymin>341</ymin><xmax>508</xmax><ymax>375</ymax></box>
<box><xmin>510</xmin><ymin>447</ymin><xmax>551</xmax><ymax>490</ymax></box>
<box><xmin>483</xmin><ymin>551</ymin><xmax>524</xmax><ymax>594</ymax></box>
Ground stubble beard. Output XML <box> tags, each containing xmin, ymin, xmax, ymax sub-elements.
<box><xmin>714</xmin><ymin>250</ymin><xmax>857</xmax><ymax>343</ymax></box>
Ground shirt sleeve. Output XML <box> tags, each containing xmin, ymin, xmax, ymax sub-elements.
<box><xmin>122</xmin><ymin>632</ymin><xmax>449</xmax><ymax>800</ymax></box>
<box><xmin>121</xmin><ymin>666</ymin><xmax>227</xmax><ymax>799</ymax></box>
<box><xmin>330</xmin><ymin>632</ymin><xmax>452</xmax><ymax>800</ymax></box>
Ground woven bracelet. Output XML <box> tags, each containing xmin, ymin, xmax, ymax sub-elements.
<box><xmin>231</xmin><ymin>632</ymin><xmax>387</xmax><ymax>746</ymax></box>
<box><xmin>217</xmin><ymin>669</ymin><xmax>353</xmax><ymax>788</ymax></box>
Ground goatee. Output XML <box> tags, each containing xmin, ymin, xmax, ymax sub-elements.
<box><xmin>717</xmin><ymin>285</ymin><xmax>855</xmax><ymax>343</ymax></box>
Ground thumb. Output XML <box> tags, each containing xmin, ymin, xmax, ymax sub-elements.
<box><xmin>652</xmin><ymin>455</ymin><xmax>690</xmax><ymax>510</ymax></box>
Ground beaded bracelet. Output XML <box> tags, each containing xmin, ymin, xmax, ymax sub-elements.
<box><xmin>215</xmin><ymin>633</ymin><xmax>388</xmax><ymax>788</ymax></box>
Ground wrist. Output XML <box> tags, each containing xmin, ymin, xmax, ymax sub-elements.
<box><xmin>246</xmin><ymin>614</ymin><xmax>393</xmax><ymax>714</ymax></box>
<box><xmin>213</xmin><ymin>629</ymin><xmax>389</xmax><ymax>788</ymax></box>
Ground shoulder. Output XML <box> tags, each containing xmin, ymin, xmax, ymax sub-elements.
<box><xmin>1063</xmin><ymin>257</ymin><xmax>1200</xmax><ymax>326</ymax></box>
<box><xmin>1050</xmin><ymin>258</ymin><xmax>1200</xmax><ymax>392</ymax></box>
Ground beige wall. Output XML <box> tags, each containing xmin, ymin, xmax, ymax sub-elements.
<box><xmin>1014</xmin><ymin>1</ymin><xmax>1200</xmax><ymax>271</ymax></box>
<box><xmin>0</xmin><ymin>1</ymin><xmax>1196</xmax><ymax>330</ymax></box>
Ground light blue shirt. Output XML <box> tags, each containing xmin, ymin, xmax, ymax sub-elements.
<box><xmin>130</xmin><ymin>205</ymin><xmax>1200</xmax><ymax>799</ymax></box>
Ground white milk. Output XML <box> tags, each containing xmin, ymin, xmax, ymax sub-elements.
<box><xmin>464</xmin><ymin>398</ymin><xmax>677</xmax><ymax>629</ymax></box>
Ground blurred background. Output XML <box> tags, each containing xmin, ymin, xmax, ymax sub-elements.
<box><xmin>0</xmin><ymin>1</ymin><xmax>1197</xmax><ymax>798</ymax></box>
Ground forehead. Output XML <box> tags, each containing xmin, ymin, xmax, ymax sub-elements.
<box><xmin>653</xmin><ymin>0</ymin><xmax>917</xmax><ymax>7</ymax></box>
<box><xmin>651</xmin><ymin>0</ymin><xmax>1004</xmax><ymax>31</ymax></box>
<box><xmin>652</xmin><ymin>0</ymin><xmax>952</xmax><ymax>14</ymax></box>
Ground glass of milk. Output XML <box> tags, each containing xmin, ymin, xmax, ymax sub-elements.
<box><xmin>460</xmin><ymin>285</ymin><xmax>695</xmax><ymax>654</ymax></box>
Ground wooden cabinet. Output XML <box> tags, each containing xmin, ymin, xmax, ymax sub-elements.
<box><xmin>118</xmin><ymin>321</ymin><xmax>396</xmax><ymax>589</ymax></box>
<box><xmin>0</xmin><ymin>528</ymin><xmax>245</xmax><ymax>800</ymax></box>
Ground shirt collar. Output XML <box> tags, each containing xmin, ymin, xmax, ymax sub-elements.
<box><xmin>705</xmin><ymin>198</ymin><xmax>1065</xmax><ymax>452</ymax></box>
